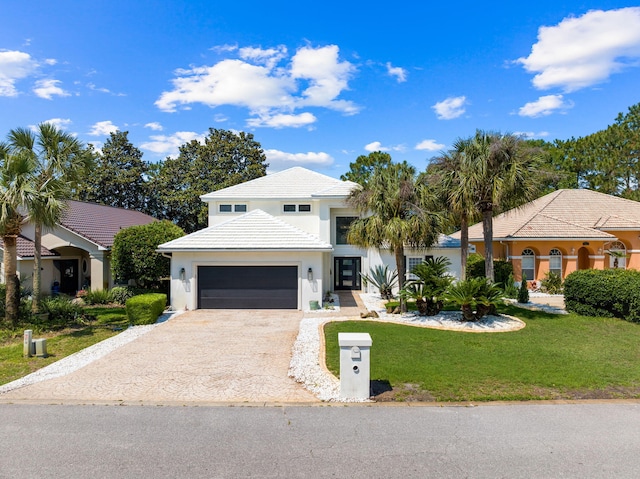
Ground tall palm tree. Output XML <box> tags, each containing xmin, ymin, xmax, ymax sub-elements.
<box><xmin>0</xmin><ymin>147</ymin><xmax>37</xmax><ymax>325</ymax></box>
<box><xmin>346</xmin><ymin>161</ymin><xmax>440</xmax><ymax>312</ymax></box>
<box><xmin>425</xmin><ymin>148</ymin><xmax>478</xmax><ymax>280</ymax></box>
<box><xmin>8</xmin><ymin>124</ymin><xmax>90</xmax><ymax>312</ymax></box>
<box><xmin>458</xmin><ymin>130</ymin><xmax>543</xmax><ymax>281</ymax></box>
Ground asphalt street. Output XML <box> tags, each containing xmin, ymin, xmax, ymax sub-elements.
<box><xmin>1</xmin><ymin>402</ymin><xmax>639</xmax><ymax>478</ymax></box>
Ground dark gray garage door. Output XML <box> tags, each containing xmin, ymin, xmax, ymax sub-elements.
<box><xmin>197</xmin><ymin>266</ymin><xmax>298</xmax><ymax>309</ymax></box>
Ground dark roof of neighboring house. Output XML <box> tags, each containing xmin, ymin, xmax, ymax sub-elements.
<box><xmin>0</xmin><ymin>235</ymin><xmax>58</xmax><ymax>259</ymax></box>
<box><xmin>60</xmin><ymin>200</ymin><xmax>157</xmax><ymax>248</ymax></box>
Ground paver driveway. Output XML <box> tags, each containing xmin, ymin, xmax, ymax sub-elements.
<box><xmin>1</xmin><ymin>310</ymin><xmax>317</xmax><ymax>404</ymax></box>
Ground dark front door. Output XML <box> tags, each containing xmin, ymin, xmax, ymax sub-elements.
<box><xmin>54</xmin><ymin>259</ymin><xmax>79</xmax><ymax>295</ymax></box>
<box><xmin>334</xmin><ymin>257</ymin><xmax>361</xmax><ymax>290</ymax></box>
<box><xmin>197</xmin><ymin>266</ymin><xmax>298</xmax><ymax>309</ymax></box>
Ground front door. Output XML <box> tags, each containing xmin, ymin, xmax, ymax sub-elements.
<box><xmin>334</xmin><ymin>257</ymin><xmax>361</xmax><ymax>290</ymax></box>
<box><xmin>54</xmin><ymin>259</ymin><xmax>79</xmax><ymax>296</ymax></box>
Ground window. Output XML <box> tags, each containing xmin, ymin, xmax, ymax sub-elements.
<box><xmin>549</xmin><ymin>249</ymin><xmax>562</xmax><ymax>277</ymax></box>
<box><xmin>283</xmin><ymin>204</ymin><xmax>296</xmax><ymax>212</ymax></box>
<box><xmin>521</xmin><ymin>249</ymin><xmax>535</xmax><ymax>282</ymax></box>
<box><xmin>336</xmin><ymin>217</ymin><xmax>358</xmax><ymax>245</ymax></box>
<box><xmin>283</xmin><ymin>204</ymin><xmax>310</xmax><ymax>213</ymax></box>
<box><xmin>219</xmin><ymin>204</ymin><xmax>246</xmax><ymax>213</ymax></box>
<box><xmin>407</xmin><ymin>257</ymin><xmax>423</xmax><ymax>280</ymax></box>
<box><xmin>609</xmin><ymin>241</ymin><xmax>626</xmax><ymax>269</ymax></box>
<box><xmin>298</xmin><ymin>204</ymin><xmax>311</xmax><ymax>212</ymax></box>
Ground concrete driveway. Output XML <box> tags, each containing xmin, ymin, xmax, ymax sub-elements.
<box><xmin>1</xmin><ymin>310</ymin><xmax>317</xmax><ymax>404</ymax></box>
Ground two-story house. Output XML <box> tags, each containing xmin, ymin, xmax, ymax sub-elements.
<box><xmin>158</xmin><ymin>167</ymin><xmax>461</xmax><ymax>310</ymax></box>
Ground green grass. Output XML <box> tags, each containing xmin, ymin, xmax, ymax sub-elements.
<box><xmin>0</xmin><ymin>306</ymin><xmax>127</xmax><ymax>386</ymax></box>
<box><xmin>324</xmin><ymin>305</ymin><xmax>640</xmax><ymax>402</ymax></box>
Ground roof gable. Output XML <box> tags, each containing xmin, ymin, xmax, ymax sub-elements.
<box><xmin>158</xmin><ymin>209</ymin><xmax>333</xmax><ymax>251</ymax></box>
<box><xmin>200</xmin><ymin>167</ymin><xmax>359</xmax><ymax>200</ymax></box>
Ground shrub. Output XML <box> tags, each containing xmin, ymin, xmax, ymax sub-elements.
<box><xmin>443</xmin><ymin>277</ymin><xmax>504</xmax><ymax>321</ymax></box>
<box><xmin>540</xmin><ymin>271</ymin><xmax>563</xmax><ymax>294</ymax></box>
<box><xmin>503</xmin><ymin>273</ymin><xmax>518</xmax><ymax>299</ymax></box>
<box><xmin>466</xmin><ymin>253</ymin><xmax>513</xmax><ymax>287</ymax></box>
<box><xmin>517</xmin><ymin>273</ymin><xmax>530</xmax><ymax>304</ymax></box>
<box><xmin>41</xmin><ymin>296</ymin><xmax>84</xmax><ymax>322</ymax></box>
<box><xmin>360</xmin><ymin>265</ymin><xmax>398</xmax><ymax>300</ymax></box>
<box><xmin>126</xmin><ymin>293</ymin><xmax>167</xmax><ymax>325</ymax></box>
<box><xmin>564</xmin><ymin>269</ymin><xmax>640</xmax><ymax>320</ymax></box>
<box><xmin>83</xmin><ymin>289</ymin><xmax>112</xmax><ymax>305</ymax></box>
<box><xmin>400</xmin><ymin>257</ymin><xmax>454</xmax><ymax>315</ymax></box>
<box><xmin>110</xmin><ymin>286</ymin><xmax>141</xmax><ymax>305</ymax></box>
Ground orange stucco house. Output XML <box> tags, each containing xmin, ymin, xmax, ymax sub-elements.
<box><xmin>456</xmin><ymin>189</ymin><xmax>640</xmax><ymax>283</ymax></box>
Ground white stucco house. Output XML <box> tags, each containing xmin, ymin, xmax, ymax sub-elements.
<box><xmin>158</xmin><ymin>167</ymin><xmax>461</xmax><ymax>311</ymax></box>
<box><xmin>0</xmin><ymin>200</ymin><xmax>156</xmax><ymax>295</ymax></box>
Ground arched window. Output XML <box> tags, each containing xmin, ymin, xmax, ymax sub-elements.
<box><xmin>549</xmin><ymin>249</ymin><xmax>562</xmax><ymax>277</ymax></box>
<box><xmin>609</xmin><ymin>241</ymin><xmax>627</xmax><ymax>269</ymax></box>
<box><xmin>521</xmin><ymin>249</ymin><xmax>535</xmax><ymax>281</ymax></box>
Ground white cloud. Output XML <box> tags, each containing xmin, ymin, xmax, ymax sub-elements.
<box><xmin>517</xmin><ymin>7</ymin><xmax>640</xmax><ymax>92</ymax></box>
<box><xmin>156</xmin><ymin>44</ymin><xmax>358</xmax><ymax>126</ymax></box>
<box><xmin>364</xmin><ymin>141</ymin><xmax>405</xmax><ymax>152</ymax></box>
<box><xmin>33</xmin><ymin>79</ymin><xmax>70</xmax><ymax>100</ymax></box>
<box><xmin>246</xmin><ymin>112</ymin><xmax>316</xmax><ymax>128</ymax></box>
<box><xmin>0</xmin><ymin>50</ymin><xmax>39</xmax><ymax>96</ymax></box>
<box><xmin>140</xmin><ymin>131</ymin><xmax>204</xmax><ymax>158</ymax></box>
<box><xmin>518</xmin><ymin>94</ymin><xmax>573</xmax><ymax>117</ymax></box>
<box><xmin>415</xmin><ymin>139</ymin><xmax>445</xmax><ymax>151</ymax></box>
<box><xmin>264</xmin><ymin>149</ymin><xmax>334</xmax><ymax>171</ymax></box>
<box><xmin>386</xmin><ymin>62</ymin><xmax>407</xmax><ymax>82</ymax></box>
<box><xmin>88</xmin><ymin>120</ymin><xmax>119</xmax><ymax>136</ymax></box>
<box><xmin>144</xmin><ymin>122</ymin><xmax>163</xmax><ymax>131</ymax></box>
<box><xmin>514</xmin><ymin>131</ymin><xmax>550</xmax><ymax>138</ymax></box>
<box><xmin>42</xmin><ymin>118</ymin><xmax>72</xmax><ymax>130</ymax></box>
<box><xmin>432</xmin><ymin>96</ymin><xmax>467</xmax><ymax>119</ymax></box>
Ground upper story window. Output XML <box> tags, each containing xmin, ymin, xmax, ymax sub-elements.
<box><xmin>336</xmin><ymin>216</ymin><xmax>358</xmax><ymax>245</ymax></box>
<box><xmin>521</xmin><ymin>248</ymin><xmax>535</xmax><ymax>281</ymax></box>
<box><xmin>283</xmin><ymin>204</ymin><xmax>311</xmax><ymax>213</ymax></box>
<box><xmin>219</xmin><ymin>204</ymin><xmax>247</xmax><ymax>213</ymax></box>
<box><xmin>549</xmin><ymin>249</ymin><xmax>562</xmax><ymax>277</ymax></box>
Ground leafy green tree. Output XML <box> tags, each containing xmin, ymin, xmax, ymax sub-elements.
<box><xmin>152</xmin><ymin>128</ymin><xmax>268</xmax><ymax>233</ymax></box>
<box><xmin>111</xmin><ymin>220</ymin><xmax>185</xmax><ymax>289</ymax></box>
<box><xmin>456</xmin><ymin>131</ymin><xmax>543</xmax><ymax>281</ymax></box>
<box><xmin>0</xmin><ymin>148</ymin><xmax>37</xmax><ymax>325</ymax></box>
<box><xmin>340</xmin><ymin>151</ymin><xmax>392</xmax><ymax>186</ymax></box>
<box><xmin>7</xmin><ymin>123</ymin><xmax>91</xmax><ymax>312</ymax></box>
<box><xmin>346</xmin><ymin>161</ymin><xmax>441</xmax><ymax>312</ymax></box>
<box><xmin>77</xmin><ymin>131</ymin><xmax>151</xmax><ymax>213</ymax></box>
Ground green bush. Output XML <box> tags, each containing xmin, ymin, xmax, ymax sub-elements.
<box><xmin>466</xmin><ymin>253</ymin><xmax>513</xmax><ymax>287</ymax></box>
<box><xmin>126</xmin><ymin>293</ymin><xmax>167</xmax><ymax>325</ymax></box>
<box><xmin>517</xmin><ymin>273</ymin><xmax>530</xmax><ymax>304</ymax></box>
<box><xmin>503</xmin><ymin>273</ymin><xmax>518</xmax><ymax>299</ymax></box>
<box><xmin>110</xmin><ymin>286</ymin><xmax>148</xmax><ymax>305</ymax></box>
<box><xmin>83</xmin><ymin>289</ymin><xmax>112</xmax><ymax>305</ymax></box>
<box><xmin>41</xmin><ymin>296</ymin><xmax>84</xmax><ymax>322</ymax></box>
<box><xmin>443</xmin><ymin>277</ymin><xmax>504</xmax><ymax>321</ymax></box>
<box><xmin>564</xmin><ymin>269</ymin><xmax>640</xmax><ymax>320</ymax></box>
<box><xmin>540</xmin><ymin>271</ymin><xmax>563</xmax><ymax>294</ymax></box>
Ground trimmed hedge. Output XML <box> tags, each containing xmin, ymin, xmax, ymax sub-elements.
<box><xmin>126</xmin><ymin>293</ymin><xmax>167</xmax><ymax>325</ymax></box>
<box><xmin>564</xmin><ymin>269</ymin><xmax>640</xmax><ymax>321</ymax></box>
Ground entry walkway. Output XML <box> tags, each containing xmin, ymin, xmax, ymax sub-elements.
<box><xmin>1</xmin><ymin>310</ymin><xmax>317</xmax><ymax>404</ymax></box>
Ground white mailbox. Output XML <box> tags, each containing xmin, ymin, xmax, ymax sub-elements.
<box><xmin>338</xmin><ymin>332</ymin><xmax>372</xmax><ymax>400</ymax></box>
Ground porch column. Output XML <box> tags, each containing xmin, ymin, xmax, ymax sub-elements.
<box><xmin>90</xmin><ymin>251</ymin><xmax>107</xmax><ymax>291</ymax></box>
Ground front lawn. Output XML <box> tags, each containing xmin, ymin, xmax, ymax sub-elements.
<box><xmin>324</xmin><ymin>305</ymin><xmax>640</xmax><ymax>402</ymax></box>
<box><xmin>0</xmin><ymin>306</ymin><xmax>127</xmax><ymax>386</ymax></box>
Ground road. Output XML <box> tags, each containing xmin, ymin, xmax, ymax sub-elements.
<box><xmin>1</xmin><ymin>402</ymin><xmax>639</xmax><ymax>478</ymax></box>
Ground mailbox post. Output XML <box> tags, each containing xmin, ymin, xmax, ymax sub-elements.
<box><xmin>338</xmin><ymin>332</ymin><xmax>372</xmax><ymax>400</ymax></box>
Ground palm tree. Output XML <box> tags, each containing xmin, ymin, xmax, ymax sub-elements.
<box><xmin>457</xmin><ymin>131</ymin><xmax>543</xmax><ymax>281</ymax></box>
<box><xmin>0</xmin><ymin>147</ymin><xmax>37</xmax><ymax>325</ymax></box>
<box><xmin>8</xmin><ymin>124</ymin><xmax>90</xmax><ymax>312</ymax></box>
<box><xmin>346</xmin><ymin>161</ymin><xmax>440</xmax><ymax>312</ymax></box>
<box><xmin>425</xmin><ymin>149</ymin><xmax>477</xmax><ymax>280</ymax></box>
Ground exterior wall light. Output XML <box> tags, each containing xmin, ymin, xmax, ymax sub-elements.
<box><xmin>179</xmin><ymin>267</ymin><xmax>186</xmax><ymax>281</ymax></box>
<box><xmin>307</xmin><ymin>267</ymin><xmax>313</xmax><ymax>281</ymax></box>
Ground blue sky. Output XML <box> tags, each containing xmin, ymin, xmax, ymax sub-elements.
<box><xmin>1</xmin><ymin>1</ymin><xmax>639</xmax><ymax>178</ymax></box>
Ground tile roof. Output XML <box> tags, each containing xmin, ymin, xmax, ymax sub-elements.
<box><xmin>200</xmin><ymin>167</ymin><xmax>359</xmax><ymax>200</ymax></box>
<box><xmin>0</xmin><ymin>235</ymin><xmax>58</xmax><ymax>259</ymax></box>
<box><xmin>158</xmin><ymin>209</ymin><xmax>333</xmax><ymax>252</ymax></box>
<box><xmin>457</xmin><ymin>189</ymin><xmax>640</xmax><ymax>241</ymax></box>
<box><xmin>61</xmin><ymin>200</ymin><xmax>157</xmax><ymax>248</ymax></box>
